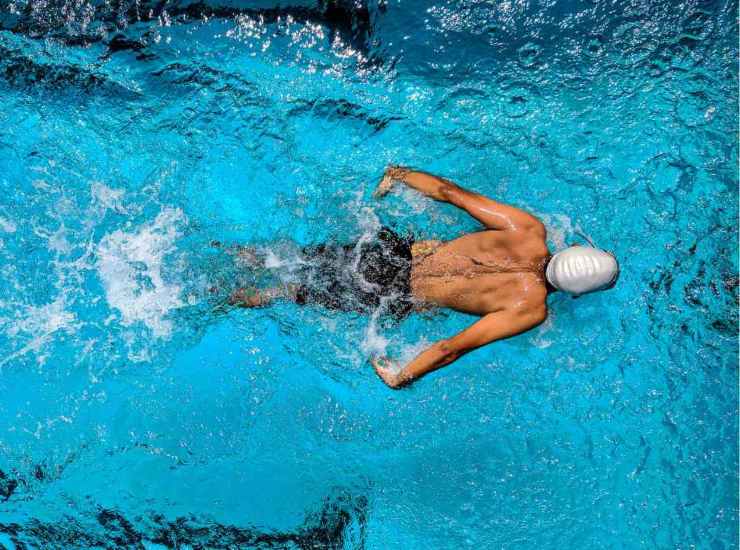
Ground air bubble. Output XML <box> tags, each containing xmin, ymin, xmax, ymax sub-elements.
<box><xmin>584</xmin><ymin>35</ymin><xmax>606</xmax><ymax>58</ymax></box>
<box><xmin>517</xmin><ymin>42</ymin><xmax>542</xmax><ymax>68</ymax></box>
<box><xmin>496</xmin><ymin>81</ymin><xmax>541</xmax><ymax>119</ymax></box>
<box><xmin>675</xmin><ymin>90</ymin><xmax>712</xmax><ymax>127</ymax></box>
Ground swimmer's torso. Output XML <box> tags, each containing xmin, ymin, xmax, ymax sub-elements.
<box><xmin>411</xmin><ymin>229</ymin><xmax>550</xmax><ymax>316</ymax></box>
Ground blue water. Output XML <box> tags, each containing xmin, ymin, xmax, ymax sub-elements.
<box><xmin>0</xmin><ymin>1</ymin><xmax>737</xmax><ymax>548</ymax></box>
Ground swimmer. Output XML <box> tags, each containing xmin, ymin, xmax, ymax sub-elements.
<box><xmin>230</xmin><ymin>167</ymin><xmax>619</xmax><ymax>388</ymax></box>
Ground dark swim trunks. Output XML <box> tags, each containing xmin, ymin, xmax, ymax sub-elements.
<box><xmin>295</xmin><ymin>227</ymin><xmax>415</xmax><ymax>319</ymax></box>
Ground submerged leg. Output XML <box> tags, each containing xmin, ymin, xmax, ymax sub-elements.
<box><xmin>233</xmin><ymin>246</ymin><xmax>262</xmax><ymax>266</ymax></box>
<box><xmin>229</xmin><ymin>284</ymin><xmax>298</xmax><ymax>308</ymax></box>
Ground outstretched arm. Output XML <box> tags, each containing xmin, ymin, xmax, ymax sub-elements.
<box><xmin>371</xmin><ymin>306</ymin><xmax>546</xmax><ymax>389</ymax></box>
<box><xmin>375</xmin><ymin>166</ymin><xmax>543</xmax><ymax>232</ymax></box>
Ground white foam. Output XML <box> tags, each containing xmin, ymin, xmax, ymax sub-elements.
<box><xmin>91</xmin><ymin>181</ymin><xmax>126</xmax><ymax>213</ymax></box>
<box><xmin>356</xmin><ymin>205</ymin><xmax>382</xmax><ymax>235</ymax></box>
<box><xmin>352</xmin><ymin>206</ymin><xmax>401</xmax><ymax>358</ymax></box>
<box><xmin>398</xmin><ymin>185</ymin><xmax>430</xmax><ymax>214</ymax></box>
<box><xmin>48</xmin><ymin>225</ymin><xmax>71</xmax><ymax>254</ymax></box>
<box><xmin>0</xmin><ymin>217</ymin><xmax>16</xmax><ymax>233</ymax></box>
<box><xmin>262</xmin><ymin>248</ymin><xmax>306</xmax><ymax>270</ymax></box>
<box><xmin>96</xmin><ymin>208</ymin><xmax>186</xmax><ymax>337</ymax></box>
<box><xmin>537</xmin><ymin>212</ymin><xmax>573</xmax><ymax>250</ymax></box>
<box><xmin>361</xmin><ymin>329</ymin><xmax>427</xmax><ymax>374</ymax></box>
<box><xmin>1</xmin><ymin>298</ymin><xmax>77</xmax><ymax>369</ymax></box>
<box><xmin>350</xmin><ymin>207</ymin><xmax>384</xmax><ymax>295</ymax></box>
<box><xmin>360</xmin><ymin>306</ymin><xmax>389</xmax><ymax>357</ymax></box>
<box><xmin>530</xmin><ymin>314</ymin><xmax>554</xmax><ymax>349</ymax></box>
<box><xmin>536</xmin><ymin>212</ymin><xmax>594</xmax><ymax>251</ymax></box>
<box><xmin>263</xmin><ymin>249</ymin><xmax>285</xmax><ymax>269</ymax></box>
<box><xmin>7</xmin><ymin>298</ymin><xmax>75</xmax><ymax>339</ymax></box>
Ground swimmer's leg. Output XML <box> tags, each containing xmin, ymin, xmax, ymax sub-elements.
<box><xmin>229</xmin><ymin>284</ymin><xmax>298</xmax><ymax>308</ymax></box>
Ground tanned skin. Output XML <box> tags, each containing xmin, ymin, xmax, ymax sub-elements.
<box><xmin>369</xmin><ymin>167</ymin><xmax>550</xmax><ymax>388</ymax></box>
<box><xmin>231</xmin><ymin>167</ymin><xmax>551</xmax><ymax>389</ymax></box>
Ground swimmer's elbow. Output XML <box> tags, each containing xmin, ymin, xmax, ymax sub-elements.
<box><xmin>532</xmin><ymin>307</ymin><xmax>548</xmax><ymax>326</ymax></box>
<box><xmin>532</xmin><ymin>220</ymin><xmax>546</xmax><ymax>237</ymax></box>
<box><xmin>438</xmin><ymin>181</ymin><xmax>458</xmax><ymax>203</ymax></box>
<box><xmin>516</xmin><ymin>217</ymin><xmax>546</xmax><ymax>237</ymax></box>
<box><xmin>514</xmin><ymin>304</ymin><xmax>547</xmax><ymax>327</ymax></box>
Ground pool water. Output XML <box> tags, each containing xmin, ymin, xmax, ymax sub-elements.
<box><xmin>0</xmin><ymin>0</ymin><xmax>737</xmax><ymax>548</ymax></box>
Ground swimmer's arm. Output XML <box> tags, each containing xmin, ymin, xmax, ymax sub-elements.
<box><xmin>372</xmin><ymin>306</ymin><xmax>546</xmax><ymax>389</ymax></box>
<box><xmin>375</xmin><ymin>166</ymin><xmax>543</xmax><ymax>232</ymax></box>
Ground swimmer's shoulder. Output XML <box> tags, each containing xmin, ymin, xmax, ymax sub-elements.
<box><xmin>509</xmin><ymin>276</ymin><xmax>548</xmax><ymax>318</ymax></box>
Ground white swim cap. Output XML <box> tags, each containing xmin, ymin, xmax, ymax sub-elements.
<box><xmin>545</xmin><ymin>245</ymin><xmax>619</xmax><ymax>296</ymax></box>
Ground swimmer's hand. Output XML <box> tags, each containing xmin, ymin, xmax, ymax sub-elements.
<box><xmin>374</xmin><ymin>165</ymin><xmax>410</xmax><ymax>198</ymax></box>
<box><xmin>371</xmin><ymin>356</ymin><xmax>407</xmax><ymax>389</ymax></box>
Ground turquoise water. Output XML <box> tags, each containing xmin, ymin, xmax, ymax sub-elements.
<box><xmin>0</xmin><ymin>0</ymin><xmax>737</xmax><ymax>548</ymax></box>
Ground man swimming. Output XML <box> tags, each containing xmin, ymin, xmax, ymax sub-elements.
<box><xmin>230</xmin><ymin>167</ymin><xmax>619</xmax><ymax>389</ymax></box>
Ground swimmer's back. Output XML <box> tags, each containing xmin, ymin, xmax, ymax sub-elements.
<box><xmin>410</xmin><ymin>228</ymin><xmax>549</xmax><ymax>316</ymax></box>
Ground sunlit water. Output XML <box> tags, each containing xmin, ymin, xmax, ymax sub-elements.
<box><xmin>0</xmin><ymin>1</ymin><xmax>737</xmax><ymax>548</ymax></box>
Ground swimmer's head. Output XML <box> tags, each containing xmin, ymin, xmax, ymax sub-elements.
<box><xmin>545</xmin><ymin>245</ymin><xmax>619</xmax><ymax>296</ymax></box>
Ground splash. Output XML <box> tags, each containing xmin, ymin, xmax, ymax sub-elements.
<box><xmin>359</xmin><ymin>303</ymin><xmax>389</xmax><ymax>357</ymax></box>
<box><xmin>529</xmin><ymin>314</ymin><xmax>554</xmax><ymax>349</ymax></box>
<box><xmin>90</xmin><ymin>181</ymin><xmax>126</xmax><ymax>214</ymax></box>
<box><xmin>0</xmin><ymin>216</ymin><xmax>16</xmax><ymax>233</ymax></box>
<box><xmin>397</xmin><ymin>185</ymin><xmax>430</xmax><ymax>214</ymax></box>
<box><xmin>96</xmin><ymin>208</ymin><xmax>186</xmax><ymax>338</ymax></box>
<box><xmin>537</xmin><ymin>212</ymin><xmax>587</xmax><ymax>250</ymax></box>
<box><xmin>1</xmin><ymin>298</ymin><xmax>77</xmax><ymax>369</ymax></box>
<box><xmin>350</xmin><ymin>206</ymin><xmax>383</xmax><ymax>295</ymax></box>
